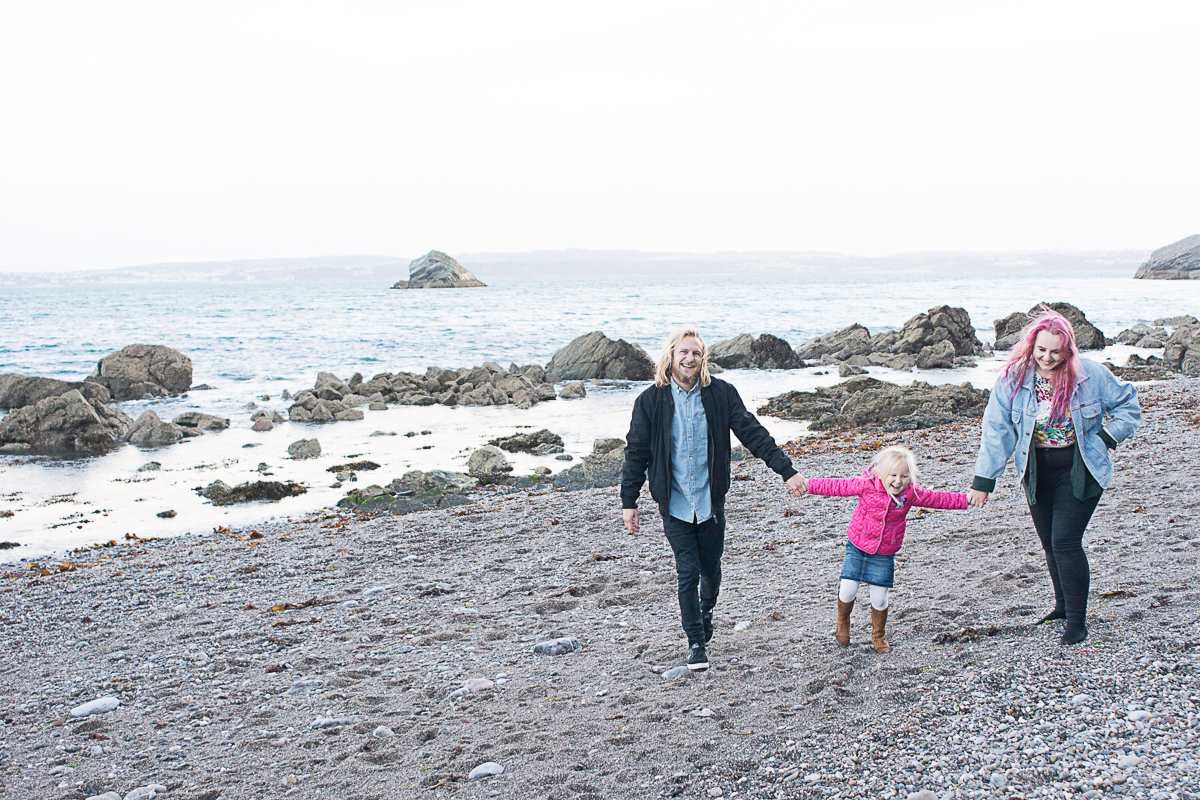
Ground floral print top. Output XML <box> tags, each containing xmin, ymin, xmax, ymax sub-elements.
<box><xmin>1033</xmin><ymin>374</ymin><xmax>1076</xmax><ymax>447</ymax></box>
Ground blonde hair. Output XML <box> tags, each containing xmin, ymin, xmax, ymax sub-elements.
<box><xmin>870</xmin><ymin>445</ymin><xmax>919</xmax><ymax>484</ymax></box>
<box><xmin>655</xmin><ymin>328</ymin><xmax>712</xmax><ymax>387</ymax></box>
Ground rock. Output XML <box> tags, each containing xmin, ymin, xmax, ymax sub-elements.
<box><xmin>1163</xmin><ymin>322</ymin><xmax>1200</xmax><ymax>376</ymax></box>
<box><xmin>0</xmin><ymin>374</ymin><xmax>111</xmax><ymax>410</ymax></box>
<box><xmin>310</xmin><ymin>716</ymin><xmax>358</xmax><ymax>729</ymax></box>
<box><xmin>662</xmin><ymin>666</ymin><xmax>690</xmax><ymax>680</ymax></box>
<box><xmin>468</xmin><ymin>762</ymin><xmax>504</xmax><ymax>780</ymax></box>
<box><xmin>1155</xmin><ymin>314</ymin><xmax>1199</xmax><ymax>327</ymax></box>
<box><xmin>759</xmin><ymin>377</ymin><xmax>990</xmax><ymax>431</ymax></box>
<box><xmin>86</xmin><ymin>344</ymin><xmax>192</xmax><ymax>401</ymax></box>
<box><xmin>593</xmin><ymin>437</ymin><xmax>624</xmax><ymax>455</ymax></box>
<box><xmin>710</xmin><ymin>333</ymin><xmax>801</xmax><ymax>369</ymax></box>
<box><xmin>196</xmin><ymin>480</ymin><xmax>307</xmax><ymax>506</ymax></box>
<box><xmin>125</xmin><ymin>410</ymin><xmax>186</xmax><ymax>447</ymax></box>
<box><xmin>545</xmin><ymin>331</ymin><xmax>654</xmax><ymax>381</ymax></box>
<box><xmin>288</xmin><ymin>438</ymin><xmax>321</xmax><ymax>459</ymax></box>
<box><xmin>915</xmin><ymin>340</ymin><xmax>956</xmax><ymax>369</ymax></box>
<box><xmin>1134</xmin><ymin>233</ymin><xmax>1200</xmax><ymax>279</ymax></box>
<box><xmin>70</xmin><ymin>696</ymin><xmax>120</xmax><ymax>717</ymax></box>
<box><xmin>532</xmin><ymin>636</ymin><xmax>582</xmax><ymax>655</ymax></box>
<box><xmin>888</xmin><ymin>306</ymin><xmax>981</xmax><ymax>357</ymax></box>
<box><xmin>251</xmin><ymin>417</ymin><xmax>274</xmax><ymax>432</ymax></box>
<box><xmin>172</xmin><ymin>412</ymin><xmax>229</xmax><ymax>431</ymax></box>
<box><xmin>907</xmin><ymin>793</ymin><xmax>937</xmax><ymax>800</ymax></box>
<box><xmin>85</xmin><ymin>793</ymin><xmax>122</xmax><ymax>800</ymax></box>
<box><xmin>0</xmin><ymin>389</ymin><xmax>133</xmax><ymax>452</ymax></box>
<box><xmin>388</xmin><ymin>470</ymin><xmax>476</xmax><ymax>495</ymax></box>
<box><xmin>467</xmin><ymin>446</ymin><xmax>512</xmax><ymax>475</ymax></box>
<box><xmin>838</xmin><ymin>363</ymin><xmax>866</xmax><ymax>377</ymax></box>
<box><xmin>392</xmin><ymin>250</ymin><xmax>487</xmax><ymax>288</ymax></box>
<box><xmin>156</xmin><ymin>510</ymin><xmax>176</xmax><ymax>519</ymax></box>
<box><xmin>372</xmin><ymin>725</ymin><xmax>394</xmax><ymax>738</ymax></box>
<box><xmin>552</xmin><ymin>451</ymin><xmax>624</xmax><ymax>491</ymax></box>
<box><xmin>137</xmin><ymin>461</ymin><xmax>161</xmax><ymax>472</ymax></box>
<box><xmin>559</xmin><ymin>381</ymin><xmax>587</xmax><ymax>399</ymax></box>
<box><xmin>994</xmin><ymin>303</ymin><xmax>1105</xmax><ymax>350</ymax></box>
<box><xmin>796</xmin><ymin>324</ymin><xmax>873</xmax><ymax>362</ymax></box>
<box><xmin>123</xmin><ymin>785</ymin><xmax>167</xmax><ymax>800</ymax></box>
<box><xmin>488</xmin><ymin>429</ymin><xmax>564</xmax><ymax>454</ymax></box>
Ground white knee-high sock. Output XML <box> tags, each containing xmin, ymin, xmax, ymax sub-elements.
<box><xmin>838</xmin><ymin>579</ymin><xmax>859</xmax><ymax>603</ymax></box>
<box><xmin>868</xmin><ymin>584</ymin><xmax>889</xmax><ymax>610</ymax></box>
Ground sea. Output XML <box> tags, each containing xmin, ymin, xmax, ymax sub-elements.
<box><xmin>2</xmin><ymin>266</ymin><xmax>1197</xmax><ymax>562</ymax></box>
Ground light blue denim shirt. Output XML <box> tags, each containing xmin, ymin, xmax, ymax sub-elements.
<box><xmin>973</xmin><ymin>358</ymin><xmax>1141</xmax><ymax>492</ymax></box>
<box><xmin>668</xmin><ymin>378</ymin><xmax>712</xmax><ymax>523</ymax></box>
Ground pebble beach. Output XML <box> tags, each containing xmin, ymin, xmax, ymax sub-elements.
<box><xmin>1</xmin><ymin>377</ymin><xmax>1197</xmax><ymax>800</ymax></box>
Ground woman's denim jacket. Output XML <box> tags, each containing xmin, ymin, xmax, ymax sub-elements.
<box><xmin>972</xmin><ymin>358</ymin><xmax>1141</xmax><ymax>493</ymax></box>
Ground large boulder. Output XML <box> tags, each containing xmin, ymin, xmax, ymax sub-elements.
<box><xmin>993</xmin><ymin>303</ymin><xmax>1105</xmax><ymax>351</ymax></box>
<box><xmin>288</xmin><ymin>438</ymin><xmax>322</xmax><ymax>459</ymax></box>
<box><xmin>709</xmin><ymin>334</ymin><xmax>801</xmax><ymax>369</ymax></box>
<box><xmin>391</xmin><ymin>251</ymin><xmax>486</xmax><ymax>289</ymax></box>
<box><xmin>1163</xmin><ymin>322</ymin><xmax>1200</xmax><ymax>376</ymax></box>
<box><xmin>467</xmin><ymin>446</ymin><xmax>512</xmax><ymax>475</ymax></box>
<box><xmin>1115</xmin><ymin>324</ymin><xmax>1167</xmax><ymax>348</ymax></box>
<box><xmin>488</xmin><ymin>429</ymin><xmax>564</xmax><ymax>454</ymax></box>
<box><xmin>0</xmin><ymin>375</ymin><xmax>111</xmax><ymax>410</ymax></box>
<box><xmin>86</xmin><ymin>344</ymin><xmax>192</xmax><ymax>401</ymax></box>
<box><xmin>172</xmin><ymin>412</ymin><xmax>230</xmax><ymax>431</ymax></box>
<box><xmin>545</xmin><ymin>332</ymin><xmax>654</xmax><ymax>381</ymax></box>
<box><xmin>1133</xmin><ymin>234</ymin><xmax>1200</xmax><ymax>280</ymax></box>
<box><xmin>758</xmin><ymin>376</ymin><xmax>990</xmax><ymax>431</ymax></box>
<box><xmin>553</xmin><ymin>450</ymin><xmax>625</xmax><ymax>491</ymax></box>
<box><xmin>795</xmin><ymin>324</ymin><xmax>873</xmax><ymax>362</ymax></box>
<box><xmin>125</xmin><ymin>410</ymin><xmax>187</xmax><ymax>447</ymax></box>
<box><xmin>887</xmin><ymin>306</ymin><xmax>981</xmax><ymax>357</ymax></box>
<box><xmin>0</xmin><ymin>389</ymin><xmax>133</xmax><ymax>451</ymax></box>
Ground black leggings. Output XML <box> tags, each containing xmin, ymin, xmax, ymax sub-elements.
<box><xmin>1028</xmin><ymin>447</ymin><xmax>1101</xmax><ymax>624</ymax></box>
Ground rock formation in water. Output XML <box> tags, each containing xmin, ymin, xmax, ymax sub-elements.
<box><xmin>391</xmin><ymin>250</ymin><xmax>486</xmax><ymax>289</ymax></box>
<box><xmin>86</xmin><ymin>344</ymin><xmax>193</xmax><ymax>401</ymax></box>
<box><xmin>1134</xmin><ymin>234</ymin><xmax>1200</xmax><ymax>280</ymax></box>
<box><xmin>545</xmin><ymin>331</ymin><xmax>654</xmax><ymax>381</ymax></box>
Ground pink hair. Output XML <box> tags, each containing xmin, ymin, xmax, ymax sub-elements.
<box><xmin>1002</xmin><ymin>307</ymin><xmax>1082</xmax><ymax>421</ymax></box>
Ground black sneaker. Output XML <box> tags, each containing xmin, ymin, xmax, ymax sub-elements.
<box><xmin>687</xmin><ymin>642</ymin><xmax>709</xmax><ymax>671</ymax></box>
<box><xmin>702</xmin><ymin>610</ymin><xmax>714</xmax><ymax>643</ymax></box>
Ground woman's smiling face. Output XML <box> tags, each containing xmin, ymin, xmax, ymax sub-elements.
<box><xmin>1033</xmin><ymin>329</ymin><xmax>1065</xmax><ymax>375</ymax></box>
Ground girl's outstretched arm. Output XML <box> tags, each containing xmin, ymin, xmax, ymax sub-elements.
<box><xmin>806</xmin><ymin>477</ymin><xmax>870</xmax><ymax>497</ymax></box>
<box><xmin>910</xmin><ymin>485</ymin><xmax>969</xmax><ymax>510</ymax></box>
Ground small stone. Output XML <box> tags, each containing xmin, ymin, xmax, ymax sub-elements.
<box><xmin>990</xmin><ymin>773</ymin><xmax>1007</xmax><ymax>788</ymax></box>
<box><xmin>156</xmin><ymin>510</ymin><xmax>176</xmax><ymax>519</ymax></box>
<box><xmin>1118</xmin><ymin>754</ymin><xmax>1142</xmax><ymax>768</ymax></box>
<box><xmin>85</xmin><ymin>793</ymin><xmax>121</xmax><ymax>800</ymax></box>
<box><xmin>136</xmin><ymin>462</ymin><xmax>161</xmax><ymax>472</ymax></box>
<box><xmin>362</xmin><ymin>586</ymin><xmax>387</xmax><ymax>597</ymax></box>
<box><xmin>708</xmin><ymin>789</ymin><xmax>724</xmax><ymax>798</ymax></box>
<box><xmin>733</xmin><ymin>621</ymin><xmax>751</xmax><ymax>632</ymax></box>
<box><xmin>1071</xmin><ymin>694</ymin><xmax>1093</xmax><ymax>706</ymax></box>
<box><xmin>691</xmin><ymin>707</ymin><xmax>714</xmax><ymax>717</ymax></box>
<box><xmin>907</xmin><ymin>792</ymin><xmax>938</xmax><ymax>800</ymax></box>
<box><xmin>662</xmin><ymin>666</ymin><xmax>690</xmax><ymax>680</ymax></box>
<box><xmin>469</xmin><ymin>761</ymin><xmax>504</xmax><ymax>780</ymax></box>
<box><xmin>1126</xmin><ymin>709</ymin><xmax>1151</xmax><ymax>722</ymax></box>
<box><xmin>532</xmin><ymin>636</ymin><xmax>581</xmax><ymax>656</ymax></box>
<box><xmin>123</xmin><ymin>786</ymin><xmax>167</xmax><ymax>800</ymax></box>
<box><xmin>373</xmin><ymin>726</ymin><xmax>394</xmax><ymax>738</ymax></box>
<box><xmin>49</xmin><ymin>765</ymin><xmax>74</xmax><ymax>777</ymax></box>
<box><xmin>309</xmin><ymin>716</ymin><xmax>356</xmax><ymax>729</ymax></box>
<box><xmin>70</xmin><ymin>696</ymin><xmax>120</xmax><ymax>717</ymax></box>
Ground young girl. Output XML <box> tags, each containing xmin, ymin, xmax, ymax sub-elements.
<box><xmin>799</xmin><ymin>445</ymin><xmax>968</xmax><ymax>653</ymax></box>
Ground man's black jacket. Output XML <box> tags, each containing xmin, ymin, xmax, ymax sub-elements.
<box><xmin>620</xmin><ymin>377</ymin><xmax>797</xmax><ymax>511</ymax></box>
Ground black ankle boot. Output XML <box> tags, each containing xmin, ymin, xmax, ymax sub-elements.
<box><xmin>1061</xmin><ymin>620</ymin><xmax>1087</xmax><ymax>645</ymax></box>
<box><xmin>1037</xmin><ymin>605</ymin><xmax>1066</xmax><ymax>625</ymax></box>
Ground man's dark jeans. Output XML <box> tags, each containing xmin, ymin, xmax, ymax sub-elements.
<box><xmin>662</xmin><ymin>509</ymin><xmax>725</xmax><ymax>646</ymax></box>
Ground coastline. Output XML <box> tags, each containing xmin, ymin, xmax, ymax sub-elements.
<box><xmin>2</xmin><ymin>379</ymin><xmax>1196</xmax><ymax>799</ymax></box>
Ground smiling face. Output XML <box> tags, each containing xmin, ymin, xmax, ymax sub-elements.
<box><xmin>671</xmin><ymin>336</ymin><xmax>704</xmax><ymax>388</ymax></box>
<box><xmin>882</xmin><ymin>463</ymin><xmax>912</xmax><ymax>496</ymax></box>
<box><xmin>1033</xmin><ymin>329</ymin><xmax>1065</xmax><ymax>376</ymax></box>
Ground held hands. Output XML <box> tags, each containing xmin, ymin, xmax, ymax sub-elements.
<box><xmin>967</xmin><ymin>489</ymin><xmax>989</xmax><ymax>508</ymax></box>
<box><xmin>623</xmin><ymin>508</ymin><xmax>640</xmax><ymax>533</ymax></box>
<box><xmin>786</xmin><ymin>474</ymin><xmax>807</xmax><ymax>497</ymax></box>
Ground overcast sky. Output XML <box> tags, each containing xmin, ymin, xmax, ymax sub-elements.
<box><xmin>1</xmin><ymin>1</ymin><xmax>1197</xmax><ymax>272</ymax></box>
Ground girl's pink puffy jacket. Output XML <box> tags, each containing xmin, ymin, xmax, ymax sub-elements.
<box><xmin>807</xmin><ymin>469</ymin><xmax>968</xmax><ymax>556</ymax></box>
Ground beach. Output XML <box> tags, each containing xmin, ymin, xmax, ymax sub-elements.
<box><xmin>1</xmin><ymin>377</ymin><xmax>1196</xmax><ymax>800</ymax></box>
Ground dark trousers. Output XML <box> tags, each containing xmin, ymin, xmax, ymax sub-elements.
<box><xmin>1029</xmin><ymin>447</ymin><xmax>1101</xmax><ymax>625</ymax></box>
<box><xmin>662</xmin><ymin>510</ymin><xmax>726</xmax><ymax>645</ymax></box>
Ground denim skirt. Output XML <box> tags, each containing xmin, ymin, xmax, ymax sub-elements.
<box><xmin>840</xmin><ymin>540</ymin><xmax>895</xmax><ymax>588</ymax></box>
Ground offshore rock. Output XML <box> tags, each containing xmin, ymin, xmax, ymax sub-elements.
<box><xmin>795</xmin><ymin>324</ymin><xmax>872</xmax><ymax>362</ymax></box>
<box><xmin>288</xmin><ymin>438</ymin><xmax>321</xmax><ymax>459</ymax></box>
<box><xmin>887</xmin><ymin>306</ymin><xmax>981</xmax><ymax>357</ymax></box>
<box><xmin>0</xmin><ymin>389</ymin><xmax>133</xmax><ymax>452</ymax></box>
<box><xmin>1133</xmin><ymin>234</ymin><xmax>1200</xmax><ymax>279</ymax></box>
<box><xmin>993</xmin><ymin>303</ymin><xmax>1105</xmax><ymax>350</ymax></box>
<box><xmin>709</xmin><ymin>333</ymin><xmax>802</xmax><ymax>369</ymax></box>
<box><xmin>172</xmin><ymin>412</ymin><xmax>230</xmax><ymax>431</ymax></box>
<box><xmin>196</xmin><ymin>480</ymin><xmax>307</xmax><ymax>506</ymax></box>
<box><xmin>758</xmin><ymin>376</ymin><xmax>989</xmax><ymax>431</ymax></box>
<box><xmin>558</xmin><ymin>381</ymin><xmax>586</xmax><ymax>399</ymax></box>
<box><xmin>0</xmin><ymin>374</ymin><xmax>111</xmax><ymax>410</ymax></box>
<box><xmin>86</xmin><ymin>344</ymin><xmax>192</xmax><ymax>401</ymax></box>
<box><xmin>391</xmin><ymin>250</ymin><xmax>486</xmax><ymax>289</ymax></box>
<box><xmin>468</xmin><ymin>446</ymin><xmax>512</xmax><ymax>475</ymax></box>
<box><xmin>545</xmin><ymin>331</ymin><xmax>654</xmax><ymax>381</ymax></box>
<box><xmin>125</xmin><ymin>410</ymin><xmax>186</xmax><ymax>447</ymax></box>
<box><xmin>488</xmin><ymin>429</ymin><xmax>564</xmax><ymax>454</ymax></box>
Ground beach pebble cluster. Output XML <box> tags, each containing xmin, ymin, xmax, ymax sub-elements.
<box><xmin>0</xmin><ymin>378</ymin><xmax>1196</xmax><ymax>799</ymax></box>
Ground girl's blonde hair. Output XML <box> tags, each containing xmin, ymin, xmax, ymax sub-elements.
<box><xmin>655</xmin><ymin>328</ymin><xmax>712</xmax><ymax>388</ymax></box>
<box><xmin>870</xmin><ymin>445</ymin><xmax>919</xmax><ymax>484</ymax></box>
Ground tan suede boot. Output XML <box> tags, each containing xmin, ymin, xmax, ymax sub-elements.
<box><xmin>836</xmin><ymin>599</ymin><xmax>854</xmax><ymax>647</ymax></box>
<box><xmin>871</xmin><ymin>606</ymin><xmax>891</xmax><ymax>653</ymax></box>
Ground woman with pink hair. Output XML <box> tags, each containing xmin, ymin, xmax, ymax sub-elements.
<box><xmin>969</xmin><ymin>308</ymin><xmax>1141</xmax><ymax>644</ymax></box>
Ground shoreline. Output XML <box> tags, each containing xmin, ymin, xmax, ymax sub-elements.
<box><xmin>1</xmin><ymin>379</ymin><xmax>1196</xmax><ymax>798</ymax></box>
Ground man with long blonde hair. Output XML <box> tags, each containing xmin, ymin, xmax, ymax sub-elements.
<box><xmin>621</xmin><ymin>328</ymin><xmax>804</xmax><ymax>670</ymax></box>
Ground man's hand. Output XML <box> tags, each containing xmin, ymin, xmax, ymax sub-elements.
<box><xmin>967</xmin><ymin>489</ymin><xmax>989</xmax><ymax>508</ymax></box>
<box><xmin>623</xmin><ymin>508</ymin><xmax>640</xmax><ymax>533</ymax></box>
<box><xmin>786</xmin><ymin>474</ymin><xmax>807</xmax><ymax>497</ymax></box>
